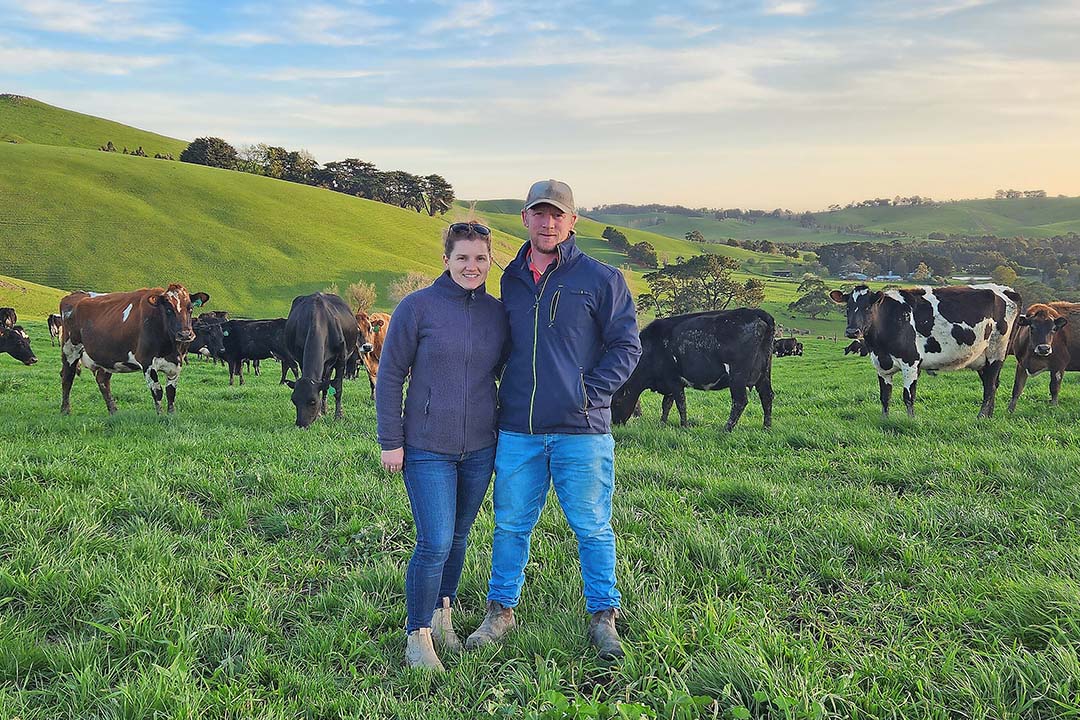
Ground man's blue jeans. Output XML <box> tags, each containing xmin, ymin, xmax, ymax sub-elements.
<box><xmin>487</xmin><ymin>431</ymin><xmax>620</xmax><ymax>614</ymax></box>
<box><xmin>402</xmin><ymin>444</ymin><xmax>495</xmax><ymax>633</ymax></box>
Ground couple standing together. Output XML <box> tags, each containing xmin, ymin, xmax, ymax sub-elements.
<box><xmin>375</xmin><ymin>179</ymin><xmax>642</xmax><ymax>671</ymax></box>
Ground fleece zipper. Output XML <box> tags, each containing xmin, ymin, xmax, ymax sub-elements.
<box><xmin>529</xmin><ymin>271</ymin><xmax>555</xmax><ymax>434</ymax></box>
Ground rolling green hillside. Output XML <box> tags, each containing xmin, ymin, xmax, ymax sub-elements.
<box><xmin>587</xmin><ymin>212</ymin><xmax>854</xmax><ymax>245</ymax></box>
<box><xmin>0</xmin><ymin>94</ymin><xmax>187</xmax><ymax>158</ymax></box>
<box><xmin>0</xmin><ymin>143</ymin><xmax>522</xmax><ymax>317</ymax></box>
<box><xmin>0</xmin><ymin>274</ymin><xmax>68</xmax><ymax>320</ymax></box>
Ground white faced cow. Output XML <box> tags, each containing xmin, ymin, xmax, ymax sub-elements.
<box><xmin>830</xmin><ymin>284</ymin><xmax>1021</xmax><ymax>418</ymax></box>
<box><xmin>59</xmin><ymin>284</ymin><xmax>210</xmax><ymax>415</ymax></box>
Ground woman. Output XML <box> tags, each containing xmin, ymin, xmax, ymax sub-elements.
<box><xmin>375</xmin><ymin>221</ymin><xmax>508</xmax><ymax>671</ymax></box>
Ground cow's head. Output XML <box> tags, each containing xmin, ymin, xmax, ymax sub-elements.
<box><xmin>286</xmin><ymin>376</ymin><xmax>329</xmax><ymax>428</ymax></box>
<box><xmin>356</xmin><ymin>312</ymin><xmax>385</xmax><ymax>354</ymax></box>
<box><xmin>0</xmin><ymin>325</ymin><xmax>37</xmax><ymax>365</ymax></box>
<box><xmin>830</xmin><ymin>286</ymin><xmax>882</xmax><ymax>339</ymax></box>
<box><xmin>190</xmin><ymin>320</ymin><xmax>226</xmax><ymax>358</ymax></box>
<box><xmin>1017</xmin><ymin>307</ymin><xmax>1068</xmax><ymax>357</ymax></box>
<box><xmin>147</xmin><ymin>284</ymin><xmax>210</xmax><ymax>344</ymax></box>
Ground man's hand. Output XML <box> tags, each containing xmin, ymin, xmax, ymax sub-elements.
<box><xmin>382</xmin><ymin>448</ymin><xmax>404</xmax><ymax>474</ymax></box>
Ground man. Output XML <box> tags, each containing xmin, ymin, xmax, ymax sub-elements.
<box><xmin>465</xmin><ymin>179</ymin><xmax>641</xmax><ymax>660</ymax></box>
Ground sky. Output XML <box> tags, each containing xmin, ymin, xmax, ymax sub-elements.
<box><xmin>2</xmin><ymin>0</ymin><xmax>1079</xmax><ymax>211</ymax></box>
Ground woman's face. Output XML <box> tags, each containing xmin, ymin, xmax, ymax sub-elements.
<box><xmin>444</xmin><ymin>238</ymin><xmax>491</xmax><ymax>291</ymax></box>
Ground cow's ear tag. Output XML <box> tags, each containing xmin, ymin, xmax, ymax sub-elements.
<box><xmin>193</xmin><ymin>298</ymin><xmax>203</xmax><ymax>308</ymax></box>
<box><xmin>328</xmin><ymin>386</ymin><xmax>337</xmax><ymax>396</ymax></box>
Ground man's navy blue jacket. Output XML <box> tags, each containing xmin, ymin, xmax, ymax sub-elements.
<box><xmin>498</xmin><ymin>234</ymin><xmax>642</xmax><ymax>435</ymax></box>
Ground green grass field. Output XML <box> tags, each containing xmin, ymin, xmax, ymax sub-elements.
<box><xmin>3</xmin><ymin>323</ymin><xmax>1079</xmax><ymax>718</ymax></box>
<box><xmin>0</xmin><ymin>143</ymin><xmax>524</xmax><ymax>318</ymax></box>
<box><xmin>0</xmin><ymin>274</ymin><xmax>68</xmax><ymax>320</ymax></box>
<box><xmin>0</xmin><ymin>94</ymin><xmax>188</xmax><ymax>158</ymax></box>
<box><xmin>586</xmin><ymin>213</ymin><xmax>855</xmax><ymax>246</ymax></box>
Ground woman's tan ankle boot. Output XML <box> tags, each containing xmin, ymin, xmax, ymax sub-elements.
<box><xmin>431</xmin><ymin>597</ymin><xmax>463</xmax><ymax>653</ymax></box>
<box><xmin>405</xmin><ymin>627</ymin><xmax>445</xmax><ymax>671</ymax></box>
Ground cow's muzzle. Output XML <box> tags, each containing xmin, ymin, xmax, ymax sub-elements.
<box><xmin>845</xmin><ymin>328</ymin><xmax>862</xmax><ymax>339</ymax></box>
<box><xmin>24</xmin><ymin>356</ymin><xmax>38</xmax><ymax>365</ymax></box>
<box><xmin>176</xmin><ymin>331</ymin><xmax>196</xmax><ymax>343</ymax></box>
<box><xmin>1034</xmin><ymin>344</ymin><xmax>1053</xmax><ymax>357</ymax></box>
<box><xmin>360</xmin><ymin>343</ymin><xmax>374</xmax><ymax>353</ymax></box>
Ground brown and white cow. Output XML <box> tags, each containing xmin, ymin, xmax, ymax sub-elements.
<box><xmin>830</xmin><ymin>284</ymin><xmax>1021</xmax><ymax>418</ymax></box>
<box><xmin>59</xmin><ymin>285</ymin><xmax>210</xmax><ymax>415</ymax></box>
<box><xmin>355</xmin><ymin>311</ymin><xmax>391</xmax><ymax>399</ymax></box>
<box><xmin>1008</xmin><ymin>302</ymin><xmax>1080</xmax><ymax>411</ymax></box>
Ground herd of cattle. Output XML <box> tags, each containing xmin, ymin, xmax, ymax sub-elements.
<box><xmin>1</xmin><ymin>281</ymin><xmax>1078</xmax><ymax>429</ymax></box>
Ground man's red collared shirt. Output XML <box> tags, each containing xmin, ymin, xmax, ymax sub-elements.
<box><xmin>526</xmin><ymin>247</ymin><xmax>558</xmax><ymax>285</ymax></box>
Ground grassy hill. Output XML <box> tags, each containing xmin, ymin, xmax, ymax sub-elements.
<box><xmin>0</xmin><ymin>94</ymin><xmax>188</xmax><ymax>158</ymax></box>
<box><xmin>589</xmin><ymin>196</ymin><xmax>1080</xmax><ymax>246</ymax></box>
<box><xmin>0</xmin><ymin>143</ymin><xmax>523</xmax><ymax>318</ymax></box>
<box><xmin>0</xmin><ymin>274</ymin><xmax>68</xmax><ymax>321</ymax></box>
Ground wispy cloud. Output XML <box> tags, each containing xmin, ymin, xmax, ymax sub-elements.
<box><xmin>2</xmin><ymin>0</ymin><xmax>188</xmax><ymax>41</ymax></box>
<box><xmin>0</xmin><ymin>46</ymin><xmax>169</xmax><ymax>75</ymax></box>
<box><xmin>206</xmin><ymin>3</ymin><xmax>398</xmax><ymax>47</ymax></box>
<box><xmin>652</xmin><ymin>14</ymin><xmax>720</xmax><ymax>37</ymax></box>
<box><xmin>258</xmin><ymin>67</ymin><xmax>389</xmax><ymax>82</ymax></box>
<box><xmin>763</xmin><ymin>1</ymin><xmax>814</xmax><ymax>16</ymax></box>
<box><xmin>871</xmin><ymin>0</ymin><xmax>993</xmax><ymax>21</ymax></box>
<box><xmin>422</xmin><ymin>0</ymin><xmax>504</xmax><ymax>35</ymax></box>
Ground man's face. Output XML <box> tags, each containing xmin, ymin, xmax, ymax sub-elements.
<box><xmin>522</xmin><ymin>203</ymin><xmax>577</xmax><ymax>255</ymax></box>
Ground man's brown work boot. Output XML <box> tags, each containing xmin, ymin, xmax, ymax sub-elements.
<box><xmin>405</xmin><ymin>627</ymin><xmax>445</xmax><ymax>671</ymax></box>
<box><xmin>588</xmin><ymin>608</ymin><xmax>624</xmax><ymax>661</ymax></box>
<box><xmin>431</xmin><ymin>596</ymin><xmax>463</xmax><ymax>653</ymax></box>
<box><xmin>464</xmin><ymin>600</ymin><xmax>516</xmax><ymax>649</ymax></box>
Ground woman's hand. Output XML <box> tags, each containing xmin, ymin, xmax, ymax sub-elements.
<box><xmin>382</xmin><ymin>448</ymin><xmax>404</xmax><ymax>474</ymax></box>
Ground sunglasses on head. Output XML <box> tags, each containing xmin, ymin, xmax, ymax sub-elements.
<box><xmin>448</xmin><ymin>222</ymin><xmax>491</xmax><ymax>236</ymax></box>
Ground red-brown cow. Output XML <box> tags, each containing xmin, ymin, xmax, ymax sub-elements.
<box><xmin>1008</xmin><ymin>302</ymin><xmax>1080</xmax><ymax>411</ymax></box>
<box><xmin>60</xmin><ymin>285</ymin><xmax>210</xmax><ymax>415</ymax></box>
<box><xmin>355</xmin><ymin>311</ymin><xmax>391</xmax><ymax>399</ymax></box>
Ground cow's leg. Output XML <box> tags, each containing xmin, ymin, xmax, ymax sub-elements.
<box><xmin>228</xmin><ymin>359</ymin><xmax>236</xmax><ymax>385</ymax></box>
<box><xmin>724</xmin><ymin>382</ymin><xmax>749</xmax><ymax>432</ymax></box>
<box><xmin>60</xmin><ymin>356</ymin><xmax>78</xmax><ymax>415</ymax></box>
<box><xmin>977</xmin><ymin>359</ymin><xmax>1004</xmax><ymax>418</ymax></box>
<box><xmin>253</xmin><ymin>359</ymin><xmax>260</xmax><ymax>376</ymax></box>
<box><xmin>145</xmin><ymin>368</ymin><xmax>164</xmax><ymax>413</ymax></box>
<box><xmin>631</xmin><ymin>400</ymin><xmax>643</xmax><ymax>418</ymax></box>
<box><xmin>368</xmin><ymin>375</ymin><xmax>375</xmax><ymax>400</ymax></box>
<box><xmin>1050</xmin><ymin>369</ymin><xmax>1064</xmax><ymax>406</ymax></box>
<box><xmin>333</xmin><ymin>366</ymin><xmax>345</xmax><ymax>420</ymax></box>
<box><xmin>237</xmin><ymin>360</ymin><xmax>245</xmax><ymax>386</ymax></box>
<box><xmin>755</xmin><ymin>375</ymin><xmax>774</xmax><ymax>429</ymax></box>
<box><xmin>165</xmin><ymin>370</ymin><xmax>180</xmax><ymax>413</ymax></box>
<box><xmin>660</xmin><ymin>394</ymin><xmax>674</xmax><ymax>423</ymax></box>
<box><xmin>675</xmin><ymin>388</ymin><xmax>689</xmax><ymax>427</ymax></box>
<box><xmin>93</xmin><ymin>368</ymin><xmax>117</xmax><ymax>415</ymax></box>
<box><xmin>878</xmin><ymin>375</ymin><xmax>893</xmax><ymax>416</ymax></box>
<box><xmin>1008</xmin><ymin>363</ymin><xmax>1028</xmax><ymax>412</ymax></box>
<box><xmin>900</xmin><ymin>363</ymin><xmax>920</xmax><ymax>418</ymax></box>
<box><xmin>280</xmin><ymin>361</ymin><xmax>288</xmax><ymax>385</ymax></box>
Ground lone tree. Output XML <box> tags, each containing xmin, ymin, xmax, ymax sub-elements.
<box><xmin>628</xmin><ymin>241</ymin><xmax>658</xmax><ymax>268</ymax></box>
<box><xmin>639</xmin><ymin>254</ymin><xmax>762</xmax><ymax>316</ymax></box>
<box><xmin>788</xmin><ymin>274</ymin><xmax>837</xmax><ymax>319</ymax></box>
<box><xmin>684</xmin><ymin>230</ymin><xmax>705</xmax><ymax>243</ymax></box>
<box><xmin>180</xmin><ymin>137</ymin><xmax>238</xmax><ymax>169</ymax></box>
<box><xmin>347</xmin><ymin>280</ymin><xmax>378</xmax><ymax>314</ymax></box>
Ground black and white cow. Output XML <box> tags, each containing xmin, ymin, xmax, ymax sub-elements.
<box><xmin>48</xmin><ymin>313</ymin><xmax>63</xmax><ymax>346</ymax></box>
<box><xmin>830</xmin><ymin>284</ymin><xmax>1022</xmax><ymax>418</ymax></box>
<box><xmin>0</xmin><ymin>325</ymin><xmax>37</xmax><ymax>365</ymax></box>
<box><xmin>0</xmin><ymin>307</ymin><xmax>16</xmax><ymax>329</ymax></box>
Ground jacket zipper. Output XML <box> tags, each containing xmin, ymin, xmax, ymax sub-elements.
<box><xmin>529</xmin><ymin>271</ymin><xmax>555</xmax><ymax>434</ymax></box>
<box><xmin>549</xmin><ymin>287</ymin><xmax>562</xmax><ymax>327</ymax></box>
<box><xmin>579</xmin><ymin>367</ymin><xmax>588</xmax><ymax>413</ymax></box>
<box><xmin>463</xmin><ymin>290</ymin><xmax>472</xmax><ymax>453</ymax></box>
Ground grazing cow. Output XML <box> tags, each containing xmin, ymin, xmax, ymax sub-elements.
<box><xmin>612</xmin><ymin>308</ymin><xmax>775</xmax><ymax>431</ymax></box>
<box><xmin>219</xmin><ymin>319</ymin><xmax>298</xmax><ymax>385</ymax></box>
<box><xmin>829</xmin><ymin>284</ymin><xmax>1021</xmax><ymax>418</ymax></box>
<box><xmin>59</xmin><ymin>285</ymin><xmax>210</xmax><ymax>414</ymax></box>
<box><xmin>48</xmin><ymin>313</ymin><xmax>63</xmax><ymax>346</ymax></box>
<box><xmin>355</xmin><ymin>311</ymin><xmax>391</xmax><ymax>398</ymax></box>
<box><xmin>285</xmin><ymin>293</ymin><xmax>359</xmax><ymax>427</ymax></box>
<box><xmin>844</xmin><ymin>339</ymin><xmax>868</xmax><ymax>356</ymax></box>
<box><xmin>0</xmin><ymin>307</ymin><xmax>16</xmax><ymax>329</ymax></box>
<box><xmin>0</xmin><ymin>325</ymin><xmax>37</xmax><ymax>365</ymax></box>
<box><xmin>773</xmin><ymin>338</ymin><xmax>803</xmax><ymax>357</ymax></box>
<box><xmin>1008</xmin><ymin>302</ymin><xmax>1080</xmax><ymax>411</ymax></box>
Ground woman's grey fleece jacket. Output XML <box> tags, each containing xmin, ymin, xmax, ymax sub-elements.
<box><xmin>376</xmin><ymin>271</ymin><xmax>508</xmax><ymax>454</ymax></box>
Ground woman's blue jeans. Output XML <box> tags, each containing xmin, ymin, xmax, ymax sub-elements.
<box><xmin>402</xmin><ymin>444</ymin><xmax>495</xmax><ymax>633</ymax></box>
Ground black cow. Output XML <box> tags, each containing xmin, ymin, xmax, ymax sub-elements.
<box><xmin>829</xmin><ymin>284</ymin><xmax>1021</xmax><ymax>418</ymax></box>
<box><xmin>48</xmin><ymin>313</ymin><xmax>63</xmax><ymax>346</ymax></box>
<box><xmin>773</xmin><ymin>338</ymin><xmax>802</xmax><ymax>357</ymax></box>
<box><xmin>284</xmin><ymin>293</ymin><xmax>359</xmax><ymax>428</ymax></box>
<box><xmin>189</xmin><ymin>318</ymin><xmax>226</xmax><ymax>360</ymax></box>
<box><xmin>844</xmin><ymin>339</ymin><xmax>868</xmax><ymax>356</ymax></box>
<box><xmin>0</xmin><ymin>325</ymin><xmax>37</xmax><ymax>365</ymax></box>
<box><xmin>612</xmin><ymin>308</ymin><xmax>775</xmax><ymax>431</ymax></box>
<box><xmin>0</xmin><ymin>307</ymin><xmax>16</xmax><ymax>329</ymax></box>
<box><xmin>219</xmin><ymin>319</ymin><xmax>298</xmax><ymax>385</ymax></box>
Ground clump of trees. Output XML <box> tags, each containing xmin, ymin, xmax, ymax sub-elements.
<box><xmin>995</xmin><ymin>189</ymin><xmax>1047</xmax><ymax>199</ymax></box>
<box><xmin>788</xmin><ymin>274</ymin><xmax>838</xmax><ymax>319</ymax></box>
<box><xmin>99</xmin><ymin>140</ymin><xmax>172</xmax><ymax>159</ymax></box>
<box><xmin>347</xmin><ymin>280</ymin><xmax>377</xmax><ymax>314</ymax></box>
<box><xmin>390</xmin><ymin>272</ymin><xmax>433</xmax><ymax>303</ymax></box>
<box><xmin>637</xmin><ymin>255</ymin><xmax>764</xmax><ymax>317</ymax></box>
<box><xmin>601</xmin><ymin>227</ymin><xmax>656</xmax><ymax>268</ymax></box>
<box><xmin>177</xmin><ymin>137</ymin><xmax>455</xmax><ymax>216</ymax></box>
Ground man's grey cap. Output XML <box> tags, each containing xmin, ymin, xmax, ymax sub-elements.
<box><xmin>524</xmin><ymin>179</ymin><xmax>575</xmax><ymax>214</ymax></box>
